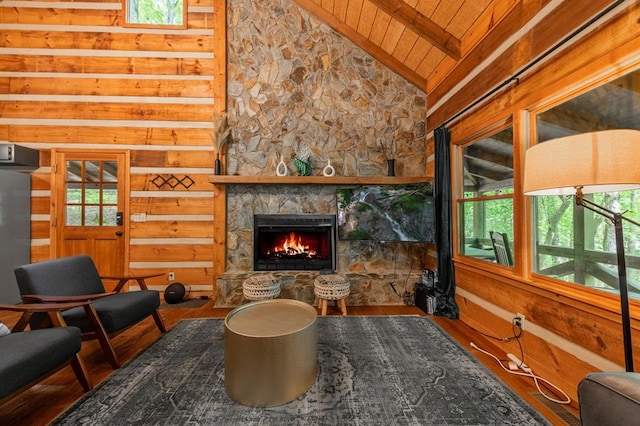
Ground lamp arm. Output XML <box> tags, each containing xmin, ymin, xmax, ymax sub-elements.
<box><xmin>578</xmin><ymin>196</ymin><xmax>640</xmax><ymax>228</ymax></box>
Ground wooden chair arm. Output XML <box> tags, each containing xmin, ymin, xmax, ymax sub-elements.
<box><xmin>22</xmin><ymin>293</ymin><xmax>115</xmax><ymax>304</ymax></box>
<box><xmin>0</xmin><ymin>301</ymin><xmax>91</xmax><ymax>313</ymax></box>
<box><xmin>0</xmin><ymin>301</ymin><xmax>92</xmax><ymax>332</ymax></box>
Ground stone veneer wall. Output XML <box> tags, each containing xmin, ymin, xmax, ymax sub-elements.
<box><xmin>217</xmin><ymin>0</ymin><xmax>431</xmax><ymax>306</ymax></box>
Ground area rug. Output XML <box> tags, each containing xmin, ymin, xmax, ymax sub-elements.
<box><xmin>54</xmin><ymin>317</ymin><xmax>550</xmax><ymax>425</ymax></box>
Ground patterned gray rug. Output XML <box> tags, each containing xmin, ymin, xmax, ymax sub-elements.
<box><xmin>54</xmin><ymin>316</ymin><xmax>550</xmax><ymax>425</ymax></box>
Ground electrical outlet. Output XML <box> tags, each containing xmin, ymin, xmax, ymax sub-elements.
<box><xmin>131</xmin><ymin>213</ymin><xmax>147</xmax><ymax>222</ymax></box>
<box><xmin>514</xmin><ymin>313</ymin><xmax>525</xmax><ymax>330</ymax></box>
<box><xmin>168</xmin><ymin>272</ymin><xmax>175</xmax><ymax>281</ymax></box>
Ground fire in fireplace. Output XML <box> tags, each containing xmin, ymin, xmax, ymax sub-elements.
<box><xmin>253</xmin><ymin>214</ymin><xmax>336</xmax><ymax>271</ymax></box>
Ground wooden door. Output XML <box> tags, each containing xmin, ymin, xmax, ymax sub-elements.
<box><xmin>52</xmin><ymin>151</ymin><xmax>129</xmax><ymax>290</ymax></box>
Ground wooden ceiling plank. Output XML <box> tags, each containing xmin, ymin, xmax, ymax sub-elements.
<box><xmin>392</xmin><ymin>29</ymin><xmax>420</xmax><ymax>63</ymax></box>
<box><xmin>460</xmin><ymin>0</ymin><xmax>518</xmax><ymax>55</ymax></box>
<box><xmin>431</xmin><ymin>0</ymin><xmax>465</xmax><ymax>31</ymax></box>
<box><xmin>321</xmin><ymin>0</ymin><xmax>335</xmax><ymax>13</ymax></box>
<box><xmin>369</xmin><ymin>9</ymin><xmax>393</xmax><ymax>46</ymax></box>
<box><xmin>379</xmin><ymin>17</ymin><xmax>406</xmax><ymax>54</ymax></box>
<box><xmin>427</xmin><ymin>0</ymin><xmax>516</xmax><ymax>94</ymax></box>
<box><xmin>424</xmin><ymin>54</ymin><xmax>456</xmax><ymax>91</ymax></box>
<box><xmin>345</xmin><ymin>0</ymin><xmax>365</xmax><ymax>29</ymax></box>
<box><xmin>416</xmin><ymin>51</ymin><xmax>446</xmax><ymax>82</ymax></box>
<box><xmin>334</xmin><ymin>1</ymin><xmax>349</xmax><ymax>21</ymax></box>
<box><xmin>369</xmin><ymin>0</ymin><xmax>461</xmax><ymax>60</ymax></box>
<box><xmin>357</xmin><ymin>1</ymin><xmax>379</xmax><ymax>38</ymax></box>
<box><xmin>292</xmin><ymin>0</ymin><xmax>427</xmax><ymax>90</ymax></box>
<box><xmin>404</xmin><ymin>37</ymin><xmax>432</xmax><ymax>71</ymax></box>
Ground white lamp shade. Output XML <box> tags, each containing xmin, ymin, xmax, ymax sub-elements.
<box><xmin>523</xmin><ymin>129</ymin><xmax>640</xmax><ymax>196</ymax></box>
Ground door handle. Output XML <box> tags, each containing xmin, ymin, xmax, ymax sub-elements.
<box><xmin>115</xmin><ymin>231</ymin><xmax>123</xmax><ymax>236</ymax></box>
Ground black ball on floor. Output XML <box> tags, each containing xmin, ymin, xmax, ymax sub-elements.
<box><xmin>164</xmin><ymin>282</ymin><xmax>186</xmax><ymax>304</ymax></box>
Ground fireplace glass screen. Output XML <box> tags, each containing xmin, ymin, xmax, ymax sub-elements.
<box><xmin>254</xmin><ymin>214</ymin><xmax>336</xmax><ymax>271</ymax></box>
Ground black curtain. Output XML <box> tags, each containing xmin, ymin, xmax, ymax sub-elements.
<box><xmin>434</xmin><ymin>127</ymin><xmax>459</xmax><ymax>319</ymax></box>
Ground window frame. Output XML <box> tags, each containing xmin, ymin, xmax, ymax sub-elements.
<box><xmin>525</xmin><ymin>66</ymin><xmax>640</xmax><ymax>297</ymax></box>
<box><xmin>122</xmin><ymin>0</ymin><xmax>187</xmax><ymax>29</ymax></box>
<box><xmin>453</xmin><ymin>122</ymin><xmax>515</xmax><ymax>268</ymax></box>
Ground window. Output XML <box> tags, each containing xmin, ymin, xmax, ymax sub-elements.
<box><xmin>532</xmin><ymin>69</ymin><xmax>640</xmax><ymax>295</ymax></box>
<box><xmin>457</xmin><ymin>126</ymin><xmax>514</xmax><ymax>265</ymax></box>
<box><xmin>123</xmin><ymin>0</ymin><xmax>186</xmax><ymax>28</ymax></box>
<box><xmin>65</xmin><ymin>160</ymin><xmax>118</xmax><ymax>226</ymax></box>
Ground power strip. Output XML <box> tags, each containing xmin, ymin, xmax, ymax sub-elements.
<box><xmin>507</xmin><ymin>353</ymin><xmax>531</xmax><ymax>373</ymax></box>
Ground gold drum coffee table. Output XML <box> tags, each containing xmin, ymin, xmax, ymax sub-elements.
<box><xmin>224</xmin><ymin>299</ymin><xmax>318</xmax><ymax>407</ymax></box>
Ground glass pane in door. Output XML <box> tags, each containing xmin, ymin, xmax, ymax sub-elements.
<box><xmin>65</xmin><ymin>160</ymin><xmax>119</xmax><ymax>226</ymax></box>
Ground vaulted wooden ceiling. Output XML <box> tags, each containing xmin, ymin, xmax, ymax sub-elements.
<box><xmin>292</xmin><ymin>0</ymin><xmax>507</xmax><ymax>95</ymax></box>
<box><xmin>292</xmin><ymin>0</ymin><xmax>629</xmax><ymax>186</ymax></box>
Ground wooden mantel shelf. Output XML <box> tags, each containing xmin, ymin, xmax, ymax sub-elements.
<box><xmin>209</xmin><ymin>175</ymin><xmax>433</xmax><ymax>185</ymax></box>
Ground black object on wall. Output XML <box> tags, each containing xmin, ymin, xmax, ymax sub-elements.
<box><xmin>0</xmin><ymin>144</ymin><xmax>40</xmax><ymax>171</ymax></box>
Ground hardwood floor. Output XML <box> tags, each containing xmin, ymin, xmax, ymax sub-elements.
<box><xmin>0</xmin><ymin>300</ymin><xmax>579</xmax><ymax>425</ymax></box>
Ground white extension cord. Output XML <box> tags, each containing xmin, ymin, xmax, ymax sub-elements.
<box><xmin>470</xmin><ymin>342</ymin><xmax>571</xmax><ymax>405</ymax></box>
<box><xmin>507</xmin><ymin>353</ymin><xmax>531</xmax><ymax>372</ymax></box>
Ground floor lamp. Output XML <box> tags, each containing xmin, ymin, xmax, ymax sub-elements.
<box><xmin>523</xmin><ymin>129</ymin><xmax>640</xmax><ymax>372</ymax></box>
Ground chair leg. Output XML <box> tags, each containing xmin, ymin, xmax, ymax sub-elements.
<box><xmin>152</xmin><ymin>310</ymin><xmax>167</xmax><ymax>333</ymax></box>
<box><xmin>83</xmin><ymin>305</ymin><xmax>120</xmax><ymax>369</ymax></box>
<box><xmin>70</xmin><ymin>354</ymin><xmax>93</xmax><ymax>391</ymax></box>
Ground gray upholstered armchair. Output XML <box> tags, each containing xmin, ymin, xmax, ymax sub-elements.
<box><xmin>14</xmin><ymin>255</ymin><xmax>166</xmax><ymax>369</ymax></box>
<box><xmin>0</xmin><ymin>302</ymin><xmax>92</xmax><ymax>405</ymax></box>
<box><xmin>578</xmin><ymin>372</ymin><xmax>640</xmax><ymax>426</ymax></box>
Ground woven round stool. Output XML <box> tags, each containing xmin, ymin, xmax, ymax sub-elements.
<box><xmin>242</xmin><ymin>274</ymin><xmax>281</xmax><ymax>301</ymax></box>
<box><xmin>314</xmin><ymin>274</ymin><xmax>350</xmax><ymax>316</ymax></box>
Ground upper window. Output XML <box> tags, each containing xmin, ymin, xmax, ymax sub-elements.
<box><xmin>123</xmin><ymin>0</ymin><xmax>186</xmax><ymax>28</ymax></box>
<box><xmin>532</xmin><ymin>69</ymin><xmax>640</xmax><ymax>295</ymax></box>
<box><xmin>457</xmin><ymin>126</ymin><xmax>514</xmax><ymax>266</ymax></box>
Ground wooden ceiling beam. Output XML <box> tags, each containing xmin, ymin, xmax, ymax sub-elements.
<box><xmin>369</xmin><ymin>0</ymin><xmax>461</xmax><ymax>60</ymax></box>
<box><xmin>292</xmin><ymin>0</ymin><xmax>427</xmax><ymax>91</ymax></box>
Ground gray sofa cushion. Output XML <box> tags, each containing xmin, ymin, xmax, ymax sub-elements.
<box><xmin>578</xmin><ymin>372</ymin><xmax>640</xmax><ymax>426</ymax></box>
<box><xmin>0</xmin><ymin>327</ymin><xmax>82</xmax><ymax>400</ymax></box>
<box><xmin>62</xmin><ymin>290</ymin><xmax>160</xmax><ymax>333</ymax></box>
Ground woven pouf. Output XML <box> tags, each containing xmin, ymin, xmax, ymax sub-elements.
<box><xmin>242</xmin><ymin>274</ymin><xmax>281</xmax><ymax>301</ymax></box>
<box><xmin>313</xmin><ymin>274</ymin><xmax>350</xmax><ymax>316</ymax></box>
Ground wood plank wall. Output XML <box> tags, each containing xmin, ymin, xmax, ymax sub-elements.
<box><xmin>0</xmin><ymin>0</ymin><xmax>222</xmax><ymax>292</ymax></box>
<box><xmin>428</xmin><ymin>1</ymin><xmax>640</xmax><ymax>406</ymax></box>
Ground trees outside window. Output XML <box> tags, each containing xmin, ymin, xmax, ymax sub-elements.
<box><xmin>124</xmin><ymin>0</ymin><xmax>185</xmax><ymax>27</ymax></box>
<box><xmin>533</xmin><ymin>69</ymin><xmax>640</xmax><ymax>295</ymax></box>
<box><xmin>456</xmin><ymin>127</ymin><xmax>514</xmax><ymax>266</ymax></box>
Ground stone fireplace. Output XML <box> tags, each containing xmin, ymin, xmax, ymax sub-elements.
<box><xmin>215</xmin><ymin>0</ymin><xmax>434</xmax><ymax>307</ymax></box>
<box><xmin>253</xmin><ymin>214</ymin><xmax>336</xmax><ymax>271</ymax></box>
